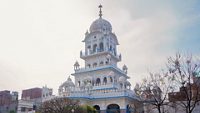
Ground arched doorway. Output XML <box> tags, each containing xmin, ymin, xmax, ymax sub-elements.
<box><xmin>93</xmin><ymin>44</ymin><xmax>97</xmax><ymax>53</ymax></box>
<box><xmin>107</xmin><ymin>104</ymin><xmax>120</xmax><ymax>113</ymax></box>
<box><xmin>93</xmin><ymin>105</ymin><xmax>100</xmax><ymax>113</ymax></box>
<box><xmin>126</xmin><ymin>105</ymin><xmax>131</xmax><ymax>113</ymax></box>
<box><xmin>96</xmin><ymin>78</ymin><xmax>101</xmax><ymax>86</ymax></box>
<box><xmin>126</xmin><ymin>104</ymin><xmax>135</xmax><ymax>113</ymax></box>
<box><xmin>99</xmin><ymin>42</ymin><xmax>104</xmax><ymax>52</ymax></box>
<box><xmin>103</xmin><ymin>77</ymin><xmax>107</xmax><ymax>85</ymax></box>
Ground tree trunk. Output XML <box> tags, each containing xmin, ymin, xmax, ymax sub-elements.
<box><xmin>158</xmin><ymin>105</ymin><xmax>161</xmax><ymax>113</ymax></box>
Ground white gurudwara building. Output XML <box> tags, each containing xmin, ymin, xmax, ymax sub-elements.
<box><xmin>59</xmin><ymin>5</ymin><xmax>142</xmax><ymax>113</ymax></box>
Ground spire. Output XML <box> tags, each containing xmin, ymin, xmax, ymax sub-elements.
<box><xmin>98</xmin><ymin>4</ymin><xmax>103</xmax><ymax>18</ymax></box>
<box><xmin>67</xmin><ymin>76</ymin><xmax>72</xmax><ymax>81</ymax></box>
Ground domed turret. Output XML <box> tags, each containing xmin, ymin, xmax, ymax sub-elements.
<box><xmin>74</xmin><ymin>61</ymin><xmax>80</xmax><ymax>67</ymax></box>
<box><xmin>89</xmin><ymin>18</ymin><xmax>112</xmax><ymax>33</ymax></box>
<box><xmin>89</xmin><ymin>4</ymin><xmax>112</xmax><ymax>33</ymax></box>
<box><xmin>74</xmin><ymin>61</ymin><xmax>80</xmax><ymax>71</ymax></box>
<box><xmin>61</xmin><ymin>76</ymin><xmax>75</xmax><ymax>87</ymax></box>
<box><xmin>58</xmin><ymin>76</ymin><xmax>75</xmax><ymax>95</ymax></box>
<box><xmin>122</xmin><ymin>65</ymin><xmax>128</xmax><ymax>74</ymax></box>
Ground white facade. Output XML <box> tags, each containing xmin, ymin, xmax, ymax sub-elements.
<box><xmin>58</xmin><ymin>5</ymin><xmax>141</xmax><ymax>113</ymax></box>
<box><xmin>17</xmin><ymin>100</ymin><xmax>35</xmax><ymax>113</ymax></box>
<box><xmin>17</xmin><ymin>86</ymin><xmax>54</xmax><ymax>113</ymax></box>
<box><xmin>41</xmin><ymin>86</ymin><xmax>54</xmax><ymax>102</ymax></box>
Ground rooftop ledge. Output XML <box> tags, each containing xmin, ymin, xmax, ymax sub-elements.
<box><xmin>61</xmin><ymin>89</ymin><xmax>139</xmax><ymax>100</ymax></box>
<box><xmin>80</xmin><ymin>50</ymin><xmax>121</xmax><ymax>62</ymax></box>
<box><xmin>71</xmin><ymin>65</ymin><xmax>129</xmax><ymax>78</ymax></box>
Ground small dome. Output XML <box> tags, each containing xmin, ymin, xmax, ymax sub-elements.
<box><xmin>123</xmin><ymin>65</ymin><xmax>128</xmax><ymax>70</ymax></box>
<box><xmin>119</xmin><ymin>76</ymin><xmax>126</xmax><ymax>82</ymax></box>
<box><xmin>60</xmin><ymin>77</ymin><xmax>75</xmax><ymax>87</ymax></box>
<box><xmin>74</xmin><ymin>61</ymin><xmax>80</xmax><ymax>66</ymax></box>
<box><xmin>89</xmin><ymin>18</ymin><xmax>112</xmax><ymax>33</ymax></box>
<box><xmin>67</xmin><ymin>76</ymin><xmax>72</xmax><ymax>81</ymax></box>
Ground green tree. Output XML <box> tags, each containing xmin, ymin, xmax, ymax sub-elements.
<box><xmin>9</xmin><ymin>110</ymin><xmax>16</xmax><ymax>113</ymax></box>
<box><xmin>80</xmin><ymin>105</ymin><xmax>97</xmax><ymax>113</ymax></box>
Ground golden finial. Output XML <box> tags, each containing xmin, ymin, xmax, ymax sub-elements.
<box><xmin>98</xmin><ymin>4</ymin><xmax>103</xmax><ymax>18</ymax></box>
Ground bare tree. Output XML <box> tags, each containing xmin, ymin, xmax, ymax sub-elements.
<box><xmin>38</xmin><ymin>97</ymin><xmax>91</xmax><ymax>113</ymax></box>
<box><xmin>135</xmin><ymin>72</ymin><xmax>174</xmax><ymax>113</ymax></box>
<box><xmin>167</xmin><ymin>53</ymin><xmax>200</xmax><ymax>113</ymax></box>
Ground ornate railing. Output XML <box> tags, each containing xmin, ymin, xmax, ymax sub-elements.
<box><xmin>80</xmin><ymin>49</ymin><xmax>121</xmax><ymax>61</ymax></box>
<box><xmin>66</xmin><ymin>89</ymin><xmax>135</xmax><ymax>99</ymax></box>
<box><xmin>73</xmin><ymin>65</ymin><xmax>127</xmax><ymax>76</ymax></box>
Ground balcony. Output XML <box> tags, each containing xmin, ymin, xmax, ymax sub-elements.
<box><xmin>66</xmin><ymin>88</ymin><xmax>136</xmax><ymax>99</ymax></box>
<box><xmin>80</xmin><ymin>49</ymin><xmax>121</xmax><ymax>61</ymax></box>
<box><xmin>72</xmin><ymin>65</ymin><xmax>127</xmax><ymax>76</ymax></box>
<box><xmin>92</xmin><ymin>83</ymin><xmax>118</xmax><ymax>90</ymax></box>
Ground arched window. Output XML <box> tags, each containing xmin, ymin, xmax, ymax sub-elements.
<box><xmin>99</xmin><ymin>42</ymin><xmax>104</xmax><ymax>52</ymax></box>
<box><xmin>93</xmin><ymin>63</ymin><xmax>97</xmax><ymax>67</ymax></box>
<box><xmin>105</xmin><ymin>60</ymin><xmax>108</xmax><ymax>65</ymax></box>
<box><xmin>96</xmin><ymin>78</ymin><xmax>101</xmax><ymax>85</ymax></box>
<box><xmin>93</xmin><ymin>105</ymin><xmax>100</xmax><ymax>113</ymax></box>
<box><xmin>126</xmin><ymin>105</ymin><xmax>132</xmax><ymax>113</ymax></box>
<box><xmin>87</xmin><ymin>45</ymin><xmax>91</xmax><ymax>49</ymax></box>
<box><xmin>87</xmin><ymin>46</ymin><xmax>91</xmax><ymax>55</ymax></box>
<box><xmin>100</xmin><ymin>61</ymin><xmax>104</xmax><ymax>66</ymax></box>
<box><xmin>110</xmin><ymin>77</ymin><xmax>113</xmax><ymax>83</ymax></box>
<box><xmin>113</xmin><ymin>48</ymin><xmax>116</xmax><ymax>56</ymax></box>
<box><xmin>120</xmin><ymin>83</ymin><xmax>123</xmax><ymax>89</ymax></box>
<box><xmin>107</xmin><ymin>104</ymin><xmax>120</xmax><ymax>113</ymax></box>
<box><xmin>93</xmin><ymin>44</ymin><xmax>97</xmax><ymax>53</ymax></box>
<box><xmin>103</xmin><ymin>77</ymin><xmax>107</xmax><ymax>84</ymax></box>
<box><xmin>87</xmin><ymin>64</ymin><xmax>91</xmax><ymax>68</ymax></box>
<box><xmin>109</xmin><ymin>45</ymin><xmax>112</xmax><ymax>51</ymax></box>
<box><xmin>78</xmin><ymin>81</ymin><xmax>80</xmax><ymax>87</ymax></box>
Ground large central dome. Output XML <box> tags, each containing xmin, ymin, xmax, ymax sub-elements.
<box><xmin>89</xmin><ymin>18</ymin><xmax>112</xmax><ymax>33</ymax></box>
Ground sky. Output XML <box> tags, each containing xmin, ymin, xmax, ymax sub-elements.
<box><xmin>0</xmin><ymin>0</ymin><xmax>200</xmax><ymax>96</ymax></box>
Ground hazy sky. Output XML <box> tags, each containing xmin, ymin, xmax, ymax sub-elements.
<box><xmin>0</xmin><ymin>0</ymin><xmax>200</xmax><ymax>96</ymax></box>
